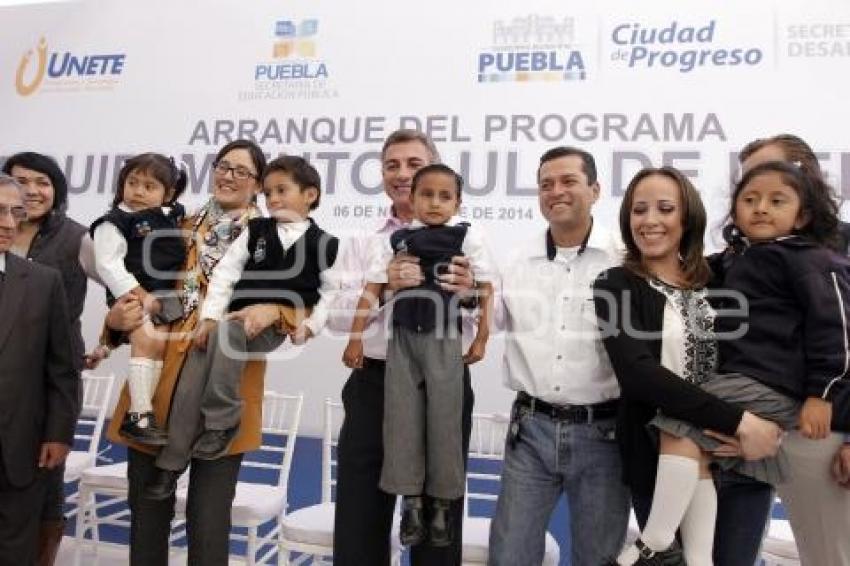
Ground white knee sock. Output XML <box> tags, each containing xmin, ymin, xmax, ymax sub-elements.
<box><xmin>150</xmin><ymin>360</ymin><xmax>163</xmax><ymax>392</ymax></box>
<box><xmin>127</xmin><ymin>358</ymin><xmax>157</xmax><ymax>415</ymax></box>
<box><xmin>679</xmin><ymin>479</ymin><xmax>717</xmax><ymax>566</ymax></box>
<box><xmin>617</xmin><ymin>454</ymin><xmax>699</xmax><ymax>565</ymax></box>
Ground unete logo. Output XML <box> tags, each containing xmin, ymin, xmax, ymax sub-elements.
<box><xmin>15</xmin><ymin>37</ymin><xmax>126</xmax><ymax>97</ymax></box>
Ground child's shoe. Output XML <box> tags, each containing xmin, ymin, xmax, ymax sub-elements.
<box><xmin>632</xmin><ymin>538</ymin><xmax>686</xmax><ymax>566</ymax></box>
<box><xmin>399</xmin><ymin>496</ymin><xmax>427</xmax><ymax>547</ymax></box>
<box><xmin>119</xmin><ymin>412</ymin><xmax>168</xmax><ymax>446</ymax></box>
<box><xmin>144</xmin><ymin>468</ymin><xmax>181</xmax><ymax>501</ymax></box>
<box><xmin>191</xmin><ymin>427</ymin><xmax>239</xmax><ymax>460</ymax></box>
<box><xmin>428</xmin><ymin>497</ymin><xmax>453</xmax><ymax>547</ymax></box>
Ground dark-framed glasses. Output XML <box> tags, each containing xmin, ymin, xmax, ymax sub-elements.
<box><xmin>213</xmin><ymin>161</ymin><xmax>257</xmax><ymax>180</ymax></box>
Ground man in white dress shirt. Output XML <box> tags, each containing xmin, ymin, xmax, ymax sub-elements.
<box><xmin>489</xmin><ymin>146</ymin><xmax>630</xmax><ymax>566</ymax></box>
<box><xmin>329</xmin><ymin>129</ymin><xmax>477</xmax><ymax>566</ymax></box>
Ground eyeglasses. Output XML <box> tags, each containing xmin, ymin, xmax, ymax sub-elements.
<box><xmin>0</xmin><ymin>205</ymin><xmax>26</xmax><ymax>221</ymax></box>
<box><xmin>214</xmin><ymin>161</ymin><xmax>257</xmax><ymax>181</ymax></box>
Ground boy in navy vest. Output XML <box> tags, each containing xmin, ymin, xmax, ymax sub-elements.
<box><xmin>145</xmin><ymin>156</ymin><xmax>339</xmax><ymax>499</ymax></box>
<box><xmin>343</xmin><ymin>164</ymin><xmax>495</xmax><ymax>547</ymax></box>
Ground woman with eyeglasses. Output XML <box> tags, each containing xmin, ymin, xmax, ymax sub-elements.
<box><xmin>100</xmin><ymin>139</ymin><xmax>294</xmax><ymax>565</ymax></box>
<box><xmin>1</xmin><ymin>151</ymin><xmax>99</xmax><ymax>566</ymax></box>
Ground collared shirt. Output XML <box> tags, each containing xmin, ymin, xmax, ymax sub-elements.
<box><xmin>200</xmin><ymin>219</ymin><xmax>339</xmax><ymax>334</ymax></box>
<box><xmin>0</xmin><ymin>252</ymin><xmax>5</xmax><ymax>274</ymax></box>
<box><xmin>92</xmin><ymin>203</ymin><xmax>176</xmax><ymax>299</ymax></box>
<box><xmin>326</xmin><ymin>214</ymin><xmax>479</xmax><ymax>360</ymax></box>
<box><xmin>500</xmin><ymin>223</ymin><xmax>623</xmax><ymax>405</ymax></box>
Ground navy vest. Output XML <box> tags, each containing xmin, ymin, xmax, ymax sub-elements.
<box><xmin>90</xmin><ymin>204</ymin><xmax>186</xmax><ymax>304</ymax></box>
<box><xmin>229</xmin><ymin>218</ymin><xmax>339</xmax><ymax>312</ymax></box>
<box><xmin>389</xmin><ymin>223</ymin><xmax>469</xmax><ymax>332</ymax></box>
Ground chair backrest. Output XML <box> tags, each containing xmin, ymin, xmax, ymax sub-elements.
<box><xmin>74</xmin><ymin>372</ymin><xmax>115</xmax><ymax>461</ymax></box>
<box><xmin>321</xmin><ymin>398</ymin><xmax>344</xmax><ymax>504</ymax></box>
<box><xmin>240</xmin><ymin>391</ymin><xmax>303</xmax><ymax>501</ymax></box>
<box><xmin>465</xmin><ymin>413</ymin><xmax>509</xmax><ymax>517</ymax></box>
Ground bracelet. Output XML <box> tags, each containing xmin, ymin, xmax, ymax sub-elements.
<box><xmin>96</xmin><ymin>343</ymin><xmax>112</xmax><ymax>359</ymax></box>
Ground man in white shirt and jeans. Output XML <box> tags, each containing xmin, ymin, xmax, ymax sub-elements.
<box><xmin>489</xmin><ymin>146</ymin><xmax>630</xmax><ymax>566</ymax></box>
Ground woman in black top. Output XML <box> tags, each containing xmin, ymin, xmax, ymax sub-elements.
<box><xmin>594</xmin><ymin>166</ymin><xmax>782</xmax><ymax>566</ymax></box>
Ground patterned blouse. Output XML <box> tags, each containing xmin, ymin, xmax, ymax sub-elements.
<box><xmin>650</xmin><ymin>278</ymin><xmax>717</xmax><ymax>386</ymax></box>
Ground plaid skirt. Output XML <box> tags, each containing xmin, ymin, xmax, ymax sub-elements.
<box><xmin>650</xmin><ymin>373</ymin><xmax>800</xmax><ymax>485</ymax></box>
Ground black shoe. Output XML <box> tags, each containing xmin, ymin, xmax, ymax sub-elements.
<box><xmin>400</xmin><ymin>496</ymin><xmax>427</xmax><ymax>547</ymax></box>
<box><xmin>633</xmin><ymin>538</ymin><xmax>687</xmax><ymax>566</ymax></box>
<box><xmin>144</xmin><ymin>468</ymin><xmax>180</xmax><ymax>501</ymax></box>
<box><xmin>428</xmin><ymin>497</ymin><xmax>453</xmax><ymax>547</ymax></box>
<box><xmin>191</xmin><ymin>427</ymin><xmax>239</xmax><ymax>460</ymax></box>
<box><xmin>119</xmin><ymin>412</ymin><xmax>168</xmax><ymax>446</ymax></box>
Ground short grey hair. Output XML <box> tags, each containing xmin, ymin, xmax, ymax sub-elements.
<box><xmin>381</xmin><ymin>129</ymin><xmax>441</xmax><ymax>164</ymax></box>
<box><xmin>0</xmin><ymin>173</ymin><xmax>23</xmax><ymax>192</ymax></box>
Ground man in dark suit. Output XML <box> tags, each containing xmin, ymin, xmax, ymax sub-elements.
<box><xmin>0</xmin><ymin>174</ymin><xmax>79</xmax><ymax>565</ymax></box>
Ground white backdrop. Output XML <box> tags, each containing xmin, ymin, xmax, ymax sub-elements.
<box><xmin>2</xmin><ymin>0</ymin><xmax>850</xmax><ymax>434</ymax></box>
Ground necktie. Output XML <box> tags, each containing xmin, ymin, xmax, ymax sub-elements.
<box><xmin>0</xmin><ymin>271</ymin><xmax>5</xmax><ymax>300</ymax></box>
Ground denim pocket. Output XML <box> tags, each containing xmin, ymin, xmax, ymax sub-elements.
<box><xmin>590</xmin><ymin>419</ymin><xmax>617</xmax><ymax>442</ymax></box>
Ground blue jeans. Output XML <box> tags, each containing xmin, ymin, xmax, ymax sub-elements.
<box><xmin>632</xmin><ymin>468</ymin><xmax>773</xmax><ymax>566</ymax></box>
<box><xmin>489</xmin><ymin>403</ymin><xmax>629</xmax><ymax>566</ymax></box>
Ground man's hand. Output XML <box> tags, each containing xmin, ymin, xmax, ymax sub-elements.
<box><xmin>226</xmin><ymin>304</ymin><xmax>280</xmax><ymax>340</ymax></box>
<box><xmin>736</xmin><ymin>411</ymin><xmax>783</xmax><ymax>461</ymax></box>
<box><xmin>438</xmin><ymin>256</ymin><xmax>474</xmax><ymax>294</ymax></box>
<box><xmin>291</xmin><ymin>324</ymin><xmax>314</xmax><ymax>345</ymax></box>
<box><xmin>800</xmin><ymin>397</ymin><xmax>832</xmax><ymax>440</ymax></box>
<box><xmin>193</xmin><ymin>319</ymin><xmax>217</xmax><ymax>351</ymax></box>
<box><xmin>832</xmin><ymin>444</ymin><xmax>850</xmax><ymax>488</ymax></box>
<box><xmin>38</xmin><ymin>442</ymin><xmax>70</xmax><ymax>469</ymax></box>
<box><xmin>462</xmin><ymin>337</ymin><xmax>486</xmax><ymax>365</ymax></box>
<box><xmin>704</xmin><ymin>429</ymin><xmax>742</xmax><ymax>458</ymax></box>
<box><xmin>342</xmin><ymin>339</ymin><xmax>364</xmax><ymax>369</ymax></box>
<box><xmin>387</xmin><ymin>253</ymin><xmax>423</xmax><ymax>291</ymax></box>
<box><xmin>83</xmin><ymin>344</ymin><xmax>111</xmax><ymax>370</ymax></box>
<box><xmin>105</xmin><ymin>293</ymin><xmax>144</xmax><ymax>332</ymax></box>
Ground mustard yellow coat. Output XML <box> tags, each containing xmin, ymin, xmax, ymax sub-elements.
<box><xmin>106</xmin><ymin>214</ymin><xmax>297</xmax><ymax>456</ymax></box>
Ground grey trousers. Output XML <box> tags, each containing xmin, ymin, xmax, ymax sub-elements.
<box><xmin>777</xmin><ymin>431</ymin><xmax>850</xmax><ymax>566</ymax></box>
<box><xmin>156</xmin><ymin>320</ymin><xmax>283</xmax><ymax>471</ymax></box>
<box><xmin>379</xmin><ymin>326</ymin><xmax>465</xmax><ymax>500</ymax></box>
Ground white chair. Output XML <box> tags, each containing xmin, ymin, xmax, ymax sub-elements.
<box><xmin>172</xmin><ymin>390</ymin><xmax>304</xmax><ymax>565</ymax></box>
<box><xmin>461</xmin><ymin>412</ymin><xmax>560</xmax><ymax>566</ymax></box>
<box><xmin>279</xmin><ymin>398</ymin><xmax>402</xmax><ymax>566</ymax></box>
<box><xmin>761</xmin><ymin>499</ymin><xmax>801</xmax><ymax>566</ymax></box>
<box><xmin>64</xmin><ymin>372</ymin><xmax>115</xmax><ymax>518</ymax></box>
<box><xmin>74</xmin><ymin>410</ymin><xmax>188</xmax><ymax>565</ymax></box>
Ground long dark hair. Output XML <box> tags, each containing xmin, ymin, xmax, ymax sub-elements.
<box><xmin>730</xmin><ymin>161</ymin><xmax>840</xmax><ymax>248</ymax></box>
<box><xmin>620</xmin><ymin>166</ymin><xmax>711</xmax><ymax>288</ymax></box>
<box><xmin>113</xmin><ymin>153</ymin><xmax>188</xmax><ymax>208</ymax></box>
<box><xmin>738</xmin><ymin>134</ymin><xmax>842</xmax><ymax>251</ymax></box>
<box><xmin>2</xmin><ymin>151</ymin><xmax>68</xmax><ymax>213</ymax></box>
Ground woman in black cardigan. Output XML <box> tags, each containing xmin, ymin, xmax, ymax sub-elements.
<box><xmin>594</xmin><ymin>166</ymin><xmax>782</xmax><ymax>566</ymax></box>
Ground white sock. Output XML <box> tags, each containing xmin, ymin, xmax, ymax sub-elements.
<box><xmin>150</xmin><ymin>360</ymin><xmax>164</xmax><ymax>392</ymax></box>
<box><xmin>679</xmin><ymin>479</ymin><xmax>717</xmax><ymax>566</ymax></box>
<box><xmin>617</xmin><ymin>454</ymin><xmax>699</xmax><ymax>565</ymax></box>
<box><xmin>127</xmin><ymin>358</ymin><xmax>156</xmax><ymax>416</ymax></box>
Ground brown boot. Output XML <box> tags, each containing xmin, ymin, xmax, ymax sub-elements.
<box><xmin>37</xmin><ymin>519</ymin><xmax>65</xmax><ymax>566</ymax></box>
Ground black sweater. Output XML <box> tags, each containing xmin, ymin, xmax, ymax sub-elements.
<box><xmin>593</xmin><ymin>266</ymin><xmax>744</xmax><ymax>495</ymax></box>
<box><xmin>710</xmin><ymin>237</ymin><xmax>850</xmax><ymax>402</ymax></box>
